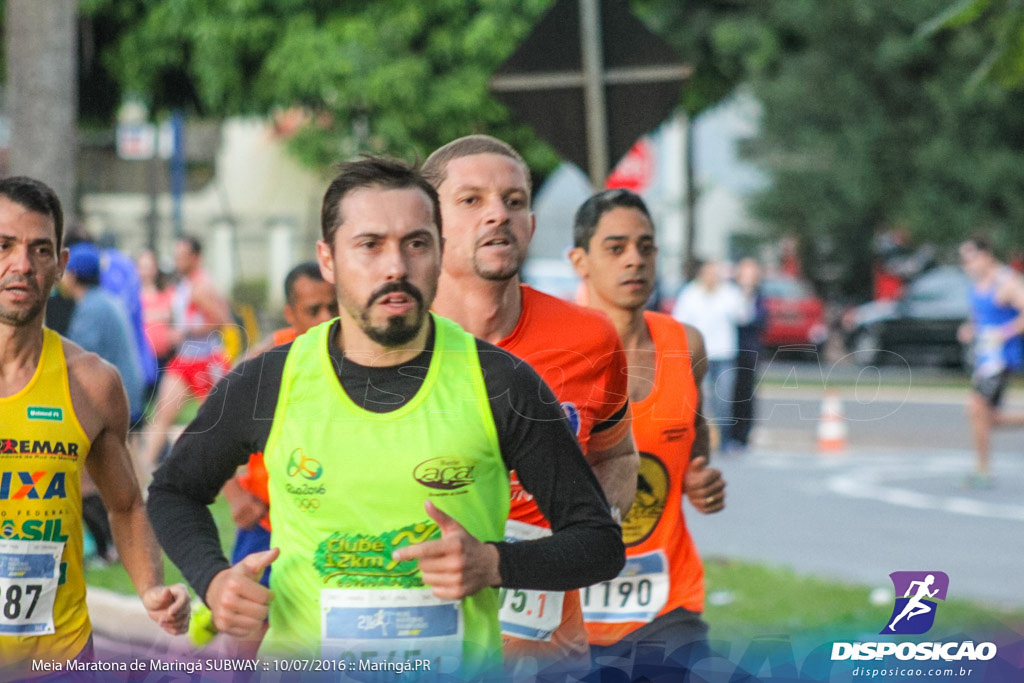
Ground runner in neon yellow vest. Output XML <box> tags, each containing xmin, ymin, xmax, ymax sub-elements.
<box><xmin>148</xmin><ymin>157</ymin><xmax>625</xmax><ymax>679</ymax></box>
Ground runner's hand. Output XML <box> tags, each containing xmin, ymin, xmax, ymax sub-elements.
<box><xmin>205</xmin><ymin>547</ymin><xmax>279</xmax><ymax>637</ymax></box>
<box><xmin>392</xmin><ymin>500</ymin><xmax>501</xmax><ymax>600</ymax></box>
<box><xmin>229</xmin><ymin>491</ymin><xmax>268</xmax><ymax>529</ymax></box>
<box><xmin>142</xmin><ymin>583</ymin><xmax>191</xmax><ymax>635</ymax></box>
<box><xmin>685</xmin><ymin>456</ymin><xmax>726</xmax><ymax>514</ymax></box>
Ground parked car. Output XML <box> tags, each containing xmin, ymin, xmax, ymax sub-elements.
<box><xmin>760</xmin><ymin>276</ymin><xmax>828</xmax><ymax>350</ymax></box>
<box><xmin>841</xmin><ymin>265</ymin><xmax>971</xmax><ymax>367</ymax></box>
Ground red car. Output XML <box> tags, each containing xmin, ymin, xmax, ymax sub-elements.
<box><xmin>760</xmin><ymin>277</ymin><xmax>828</xmax><ymax>350</ymax></box>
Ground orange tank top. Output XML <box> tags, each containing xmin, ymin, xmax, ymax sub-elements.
<box><xmin>584</xmin><ymin>312</ymin><xmax>704</xmax><ymax>645</ymax></box>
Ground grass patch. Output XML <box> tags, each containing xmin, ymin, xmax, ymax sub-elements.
<box><xmin>702</xmin><ymin>557</ymin><xmax>1024</xmax><ymax>642</ymax></box>
<box><xmin>85</xmin><ymin>496</ymin><xmax>235</xmax><ymax>597</ymax></box>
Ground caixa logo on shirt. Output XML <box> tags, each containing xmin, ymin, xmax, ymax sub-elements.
<box><xmin>413</xmin><ymin>457</ymin><xmax>475</xmax><ymax>491</ymax></box>
<box><xmin>0</xmin><ymin>471</ymin><xmax>67</xmax><ymax>500</ymax></box>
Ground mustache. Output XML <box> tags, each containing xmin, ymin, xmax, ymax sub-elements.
<box><xmin>0</xmin><ymin>277</ymin><xmax>37</xmax><ymax>290</ymax></box>
<box><xmin>475</xmin><ymin>225</ymin><xmax>518</xmax><ymax>249</ymax></box>
<box><xmin>366</xmin><ymin>280</ymin><xmax>424</xmax><ymax>310</ymax></box>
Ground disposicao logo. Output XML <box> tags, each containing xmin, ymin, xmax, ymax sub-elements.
<box><xmin>831</xmin><ymin>571</ymin><xmax>997</xmax><ymax>663</ymax></box>
<box><xmin>882</xmin><ymin>570</ymin><xmax>948</xmax><ymax>635</ymax></box>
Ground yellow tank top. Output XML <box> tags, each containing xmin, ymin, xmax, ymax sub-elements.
<box><xmin>0</xmin><ymin>328</ymin><xmax>92</xmax><ymax>672</ymax></box>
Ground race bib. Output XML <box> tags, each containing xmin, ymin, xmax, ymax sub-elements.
<box><xmin>974</xmin><ymin>326</ymin><xmax>1006</xmax><ymax>379</ymax></box>
<box><xmin>0</xmin><ymin>540</ymin><xmax>63</xmax><ymax>635</ymax></box>
<box><xmin>321</xmin><ymin>588</ymin><xmax>462</xmax><ymax>668</ymax></box>
<box><xmin>499</xmin><ymin>520</ymin><xmax>564</xmax><ymax>641</ymax></box>
<box><xmin>581</xmin><ymin>551</ymin><xmax>669</xmax><ymax>623</ymax></box>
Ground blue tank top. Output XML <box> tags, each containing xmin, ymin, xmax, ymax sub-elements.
<box><xmin>970</xmin><ymin>268</ymin><xmax>1023</xmax><ymax>371</ymax></box>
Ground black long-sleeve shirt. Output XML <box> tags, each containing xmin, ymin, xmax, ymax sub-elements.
<box><xmin>147</xmin><ymin>320</ymin><xmax>625</xmax><ymax>602</ymax></box>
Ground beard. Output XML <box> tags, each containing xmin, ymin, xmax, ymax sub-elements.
<box><xmin>359</xmin><ymin>280</ymin><xmax>428</xmax><ymax>347</ymax></box>
<box><xmin>0</xmin><ymin>280</ymin><xmax>46</xmax><ymax>327</ymax></box>
<box><xmin>472</xmin><ymin>227</ymin><xmax>527</xmax><ymax>282</ymax></box>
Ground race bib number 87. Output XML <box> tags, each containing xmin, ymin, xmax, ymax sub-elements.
<box><xmin>0</xmin><ymin>540</ymin><xmax>63</xmax><ymax>635</ymax></box>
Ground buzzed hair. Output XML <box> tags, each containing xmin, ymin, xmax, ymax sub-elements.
<box><xmin>573</xmin><ymin>188</ymin><xmax>653</xmax><ymax>250</ymax></box>
<box><xmin>0</xmin><ymin>176</ymin><xmax>65</xmax><ymax>250</ymax></box>
<box><xmin>321</xmin><ymin>156</ymin><xmax>441</xmax><ymax>246</ymax></box>
<box><xmin>284</xmin><ymin>261</ymin><xmax>325</xmax><ymax>304</ymax></box>
<box><xmin>422</xmin><ymin>134</ymin><xmax>532</xmax><ymax>194</ymax></box>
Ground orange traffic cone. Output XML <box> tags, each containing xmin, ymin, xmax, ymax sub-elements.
<box><xmin>817</xmin><ymin>390</ymin><xmax>847</xmax><ymax>453</ymax></box>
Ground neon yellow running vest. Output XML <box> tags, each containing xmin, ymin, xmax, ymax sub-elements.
<box><xmin>261</xmin><ymin>315</ymin><xmax>509</xmax><ymax>676</ymax></box>
<box><xmin>0</xmin><ymin>329</ymin><xmax>91</xmax><ymax>670</ymax></box>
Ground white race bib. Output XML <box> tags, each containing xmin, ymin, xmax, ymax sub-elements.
<box><xmin>321</xmin><ymin>588</ymin><xmax>462</xmax><ymax>669</ymax></box>
<box><xmin>0</xmin><ymin>540</ymin><xmax>63</xmax><ymax>636</ymax></box>
<box><xmin>581</xmin><ymin>550</ymin><xmax>669</xmax><ymax>623</ymax></box>
<box><xmin>499</xmin><ymin>520</ymin><xmax>564</xmax><ymax>641</ymax></box>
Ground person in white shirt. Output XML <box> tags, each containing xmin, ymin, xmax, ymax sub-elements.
<box><xmin>671</xmin><ymin>260</ymin><xmax>748</xmax><ymax>451</ymax></box>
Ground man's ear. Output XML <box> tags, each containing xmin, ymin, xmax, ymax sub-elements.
<box><xmin>316</xmin><ymin>240</ymin><xmax>336</xmax><ymax>284</ymax></box>
<box><xmin>568</xmin><ymin>246</ymin><xmax>588</xmax><ymax>278</ymax></box>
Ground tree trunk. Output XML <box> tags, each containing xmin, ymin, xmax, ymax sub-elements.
<box><xmin>5</xmin><ymin>0</ymin><xmax>78</xmax><ymax>221</ymax></box>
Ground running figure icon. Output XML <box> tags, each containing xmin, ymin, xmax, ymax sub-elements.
<box><xmin>887</xmin><ymin>574</ymin><xmax>939</xmax><ymax>632</ymax></box>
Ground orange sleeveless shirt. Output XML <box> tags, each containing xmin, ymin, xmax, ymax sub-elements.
<box><xmin>584</xmin><ymin>312</ymin><xmax>704</xmax><ymax>645</ymax></box>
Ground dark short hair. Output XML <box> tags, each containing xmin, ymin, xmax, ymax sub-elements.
<box><xmin>321</xmin><ymin>156</ymin><xmax>441</xmax><ymax>246</ymax></box>
<box><xmin>0</xmin><ymin>176</ymin><xmax>65</xmax><ymax>250</ymax></box>
<box><xmin>177</xmin><ymin>234</ymin><xmax>203</xmax><ymax>256</ymax></box>
<box><xmin>963</xmin><ymin>235</ymin><xmax>994</xmax><ymax>255</ymax></box>
<box><xmin>573</xmin><ymin>188</ymin><xmax>653</xmax><ymax>250</ymax></box>
<box><xmin>422</xmin><ymin>135</ymin><xmax>532</xmax><ymax>196</ymax></box>
<box><xmin>284</xmin><ymin>260</ymin><xmax>325</xmax><ymax>303</ymax></box>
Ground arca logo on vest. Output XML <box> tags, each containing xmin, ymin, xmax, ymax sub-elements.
<box><xmin>413</xmin><ymin>457</ymin><xmax>476</xmax><ymax>491</ymax></box>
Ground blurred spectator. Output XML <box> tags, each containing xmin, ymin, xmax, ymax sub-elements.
<box><xmin>97</xmin><ymin>237</ymin><xmax>158</xmax><ymax>391</ymax></box>
<box><xmin>730</xmin><ymin>258</ymin><xmax>768</xmax><ymax>453</ymax></box>
<box><xmin>63</xmin><ymin>242</ymin><xmax>146</xmax><ymax>564</ymax></box>
<box><xmin>64</xmin><ymin>243</ymin><xmax>146</xmax><ymax>422</ymax></box>
<box><xmin>672</xmin><ymin>260</ymin><xmax>748</xmax><ymax>449</ymax></box>
<box><xmin>137</xmin><ymin>248</ymin><xmax>176</xmax><ymax>397</ymax></box>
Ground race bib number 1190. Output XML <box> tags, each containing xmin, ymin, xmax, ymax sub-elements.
<box><xmin>581</xmin><ymin>551</ymin><xmax>669</xmax><ymax>623</ymax></box>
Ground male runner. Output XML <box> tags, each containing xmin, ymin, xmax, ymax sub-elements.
<box><xmin>424</xmin><ymin>135</ymin><xmax>639</xmax><ymax>669</ymax></box>
<box><xmin>137</xmin><ymin>235</ymin><xmax>234</xmax><ymax>474</ymax></box>
<box><xmin>958</xmin><ymin>237</ymin><xmax>1024</xmax><ymax>487</ymax></box>
<box><xmin>569</xmin><ymin>189</ymin><xmax>726</xmax><ymax>671</ymax></box>
<box><xmin>146</xmin><ymin>157</ymin><xmax>624</xmax><ymax>677</ymax></box>
<box><xmin>0</xmin><ymin>176</ymin><xmax>189</xmax><ymax>680</ymax></box>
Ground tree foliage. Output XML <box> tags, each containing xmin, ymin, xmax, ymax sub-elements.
<box><xmin>632</xmin><ymin>0</ymin><xmax>750</xmax><ymax>117</ymax></box>
<box><xmin>920</xmin><ymin>0</ymin><xmax>1024</xmax><ymax>91</ymax></box>
<box><xmin>79</xmin><ymin>0</ymin><xmax>561</xmax><ymax>171</ymax></box>
<box><xmin>722</xmin><ymin>1</ymin><xmax>1024</xmax><ymax>297</ymax></box>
